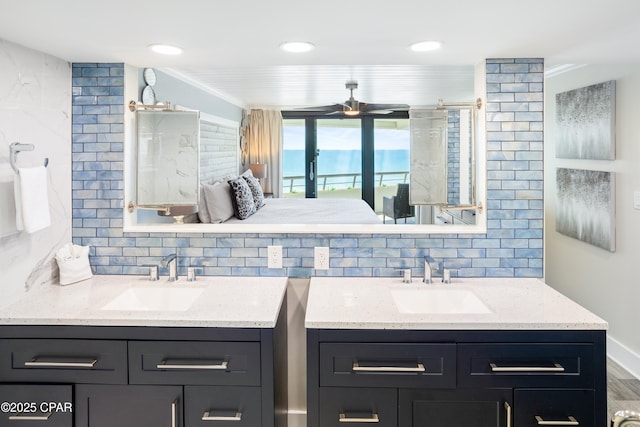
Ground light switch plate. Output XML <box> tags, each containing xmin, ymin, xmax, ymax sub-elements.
<box><xmin>314</xmin><ymin>247</ymin><xmax>330</xmax><ymax>270</ymax></box>
<box><xmin>635</xmin><ymin>191</ymin><xmax>640</xmax><ymax>210</ymax></box>
<box><xmin>267</xmin><ymin>245</ymin><xmax>282</xmax><ymax>269</ymax></box>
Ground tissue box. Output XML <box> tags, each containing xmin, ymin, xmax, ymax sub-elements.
<box><xmin>55</xmin><ymin>243</ymin><xmax>93</xmax><ymax>285</ymax></box>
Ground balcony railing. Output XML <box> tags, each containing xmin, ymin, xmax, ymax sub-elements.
<box><xmin>283</xmin><ymin>170</ymin><xmax>409</xmax><ymax>194</ymax></box>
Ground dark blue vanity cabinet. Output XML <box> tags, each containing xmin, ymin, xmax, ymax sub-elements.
<box><xmin>0</xmin><ymin>312</ymin><xmax>287</xmax><ymax>427</ymax></box>
<box><xmin>307</xmin><ymin>329</ymin><xmax>606</xmax><ymax>427</ymax></box>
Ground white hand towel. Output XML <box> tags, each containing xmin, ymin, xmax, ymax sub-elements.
<box><xmin>14</xmin><ymin>166</ymin><xmax>51</xmax><ymax>233</ymax></box>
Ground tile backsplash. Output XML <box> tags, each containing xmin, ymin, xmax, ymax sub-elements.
<box><xmin>72</xmin><ymin>59</ymin><xmax>543</xmax><ymax>279</ymax></box>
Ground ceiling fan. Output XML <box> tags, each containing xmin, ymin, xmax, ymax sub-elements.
<box><xmin>295</xmin><ymin>81</ymin><xmax>409</xmax><ymax>116</ymax></box>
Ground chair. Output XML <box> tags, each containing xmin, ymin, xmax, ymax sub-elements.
<box><xmin>383</xmin><ymin>183</ymin><xmax>415</xmax><ymax>224</ymax></box>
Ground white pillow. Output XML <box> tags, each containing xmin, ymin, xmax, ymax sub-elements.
<box><xmin>197</xmin><ymin>183</ymin><xmax>211</xmax><ymax>223</ymax></box>
<box><xmin>203</xmin><ymin>181</ymin><xmax>235</xmax><ymax>223</ymax></box>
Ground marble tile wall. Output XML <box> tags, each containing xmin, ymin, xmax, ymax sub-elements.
<box><xmin>72</xmin><ymin>59</ymin><xmax>543</xmax><ymax>279</ymax></box>
<box><xmin>0</xmin><ymin>39</ymin><xmax>72</xmax><ymax>306</ymax></box>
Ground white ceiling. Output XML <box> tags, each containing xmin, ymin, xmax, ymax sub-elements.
<box><xmin>2</xmin><ymin>0</ymin><xmax>640</xmax><ymax>109</ymax></box>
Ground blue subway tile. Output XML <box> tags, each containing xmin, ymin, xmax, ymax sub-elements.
<box><xmin>203</xmin><ymin>248</ymin><xmax>232</xmax><ymax>257</ymax></box>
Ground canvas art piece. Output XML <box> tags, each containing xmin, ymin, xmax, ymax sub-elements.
<box><xmin>556</xmin><ymin>168</ymin><xmax>615</xmax><ymax>252</ymax></box>
<box><xmin>555</xmin><ymin>80</ymin><xmax>616</xmax><ymax>160</ymax></box>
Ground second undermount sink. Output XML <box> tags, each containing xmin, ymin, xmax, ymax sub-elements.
<box><xmin>101</xmin><ymin>286</ymin><xmax>205</xmax><ymax>311</ymax></box>
<box><xmin>391</xmin><ymin>288</ymin><xmax>492</xmax><ymax>314</ymax></box>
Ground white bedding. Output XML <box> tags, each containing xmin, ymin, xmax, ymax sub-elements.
<box><xmin>224</xmin><ymin>198</ymin><xmax>381</xmax><ymax>224</ymax></box>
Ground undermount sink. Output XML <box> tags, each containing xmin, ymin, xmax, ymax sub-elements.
<box><xmin>101</xmin><ymin>286</ymin><xmax>205</xmax><ymax>311</ymax></box>
<box><xmin>391</xmin><ymin>288</ymin><xmax>492</xmax><ymax>314</ymax></box>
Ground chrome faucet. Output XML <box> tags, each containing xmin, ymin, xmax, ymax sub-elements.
<box><xmin>161</xmin><ymin>253</ymin><xmax>178</xmax><ymax>281</ymax></box>
<box><xmin>423</xmin><ymin>256</ymin><xmax>438</xmax><ymax>284</ymax></box>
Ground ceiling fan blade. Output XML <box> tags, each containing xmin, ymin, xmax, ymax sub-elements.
<box><xmin>293</xmin><ymin>103</ymin><xmax>343</xmax><ymax>112</ymax></box>
<box><xmin>360</xmin><ymin>103</ymin><xmax>410</xmax><ymax>112</ymax></box>
<box><xmin>363</xmin><ymin>110</ymin><xmax>394</xmax><ymax>115</ymax></box>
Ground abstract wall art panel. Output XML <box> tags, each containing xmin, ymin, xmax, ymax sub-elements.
<box><xmin>556</xmin><ymin>168</ymin><xmax>615</xmax><ymax>252</ymax></box>
<box><xmin>555</xmin><ymin>80</ymin><xmax>616</xmax><ymax>160</ymax></box>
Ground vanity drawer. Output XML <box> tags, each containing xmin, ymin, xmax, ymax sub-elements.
<box><xmin>0</xmin><ymin>339</ymin><xmax>127</xmax><ymax>384</ymax></box>
<box><xmin>0</xmin><ymin>384</ymin><xmax>72</xmax><ymax>427</ymax></box>
<box><xmin>184</xmin><ymin>386</ymin><xmax>261</xmax><ymax>427</ymax></box>
<box><xmin>514</xmin><ymin>389</ymin><xmax>594</xmax><ymax>427</ymax></box>
<box><xmin>319</xmin><ymin>387</ymin><xmax>397</xmax><ymax>427</ymax></box>
<box><xmin>458</xmin><ymin>343</ymin><xmax>594</xmax><ymax>388</ymax></box>
<box><xmin>128</xmin><ymin>341</ymin><xmax>261</xmax><ymax>386</ymax></box>
<box><xmin>319</xmin><ymin>343</ymin><xmax>456</xmax><ymax>388</ymax></box>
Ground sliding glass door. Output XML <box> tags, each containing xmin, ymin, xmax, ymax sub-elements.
<box><xmin>316</xmin><ymin>119</ymin><xmax>362</xmax><ymax>200</ymax></box>
<box><xmin>282</xmin><ymin>113</ymin><xmax>409</xmax><ymax>214</ymax></box>
<box><xmin>373</xmin><ymin>118</ymin><xmax>410</xmax><ymax>213</ymax></box>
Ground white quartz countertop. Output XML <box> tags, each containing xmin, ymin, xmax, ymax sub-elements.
<box><xmin>0</xmin><ymin>275</ymin><xmax>287</xmax><ymax>328</ymax></box>
<box><xmin>305</xmin><ymin>277</ymin><xmax>608</xmax><ymax>330</ymax></box>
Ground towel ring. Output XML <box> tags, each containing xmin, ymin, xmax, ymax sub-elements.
<box><xmin>9</xmin><ymin>142</ymin><xmax>49</xmax><ymax>174</ymax></box>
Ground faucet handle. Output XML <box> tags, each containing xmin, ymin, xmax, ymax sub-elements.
<box><xmin>187</xmin><ymin>267</ymin><xmax>202</xmax><ymax>282</ymax></box>
<box><xmin>142</xmin><ymin>264</ymin><xmax>159</xmax><ymax>281</ymax></box>
<box><xmin>396</xmin><ymin>268</ymin><xmax>412</xmax><ymax>284</ymax></box>
<box><xmin>442</xmin><ymin>269</ymin><xmax>452</xmax><ymax>284</ymax></box>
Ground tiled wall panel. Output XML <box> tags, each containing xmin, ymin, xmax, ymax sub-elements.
<box><xmin>72</xmin><ymin>59</ymin><xmax>543</xmax><ymax>278</ymax></box>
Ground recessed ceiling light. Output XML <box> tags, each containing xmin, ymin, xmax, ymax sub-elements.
<box><xmin>279</xmin><ymin>41</ymin><xmax>315</xmax><ymax>53</ymax></box>
<box><xmin>409</xmin><ymin>41</ymin><xmax>442</xmax><ymax>52</ymax></box>
<box><xmin>149</xmin><ymin>44</ymin><xmax>183</xmax><ymax>55</ymax></box>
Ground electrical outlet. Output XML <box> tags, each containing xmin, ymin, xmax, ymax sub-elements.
<box><xmin>267</xmin><ymin>245</ymin><xmax>282</xmax><ymax>269</ymax></box>
<box><xmin>314</xmin><ymin>247</ymin><xmax>330</xmax><ymax>270</ymax></box>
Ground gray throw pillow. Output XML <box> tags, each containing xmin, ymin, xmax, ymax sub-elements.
<box><xmin>202</xmin><ymin>181</ymin><xmax>235</xmax><ymax>223</ymax></box>
<box><xmin>197</xmin><ymin>183</ymin><xmax>211</xmax><ymax>223</ymax></box>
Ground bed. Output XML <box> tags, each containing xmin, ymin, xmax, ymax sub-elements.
<box><xmin>223</xmin><ymin>198</ymin><xmax>381</xmax><ymax>224</ymax></box>
<box><xmin>199</xmin><ymin>173</ymin><xmax>382</xmax><ymax>225</ymax></box>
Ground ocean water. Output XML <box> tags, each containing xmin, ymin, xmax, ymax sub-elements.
<box><xmin>283</xmin><ymin>149</ymin><xmax>409</xmax><ymax>177</ymax></box>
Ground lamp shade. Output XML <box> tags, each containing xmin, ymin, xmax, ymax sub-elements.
<box><xmin>249</xmin><ymin>163</ymin><xmax>267</xmax><ymax>179</ymax></box>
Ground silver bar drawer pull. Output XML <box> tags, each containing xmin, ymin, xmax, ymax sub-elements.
<box><xmin>24</xmin><ymin>358</ymin><xmax>98</xmax><ymax>368</ymax></box>
<box><xmin>535</xmin><ymin>415</ymin><xmax>579</xmax><ymax>426</ymax></box>
<box><xmin>490</xmin><ymin>362</ymin><xmax>565</xmax><ymax>372</ymax></box>
<box><xmin>8</xmin><ymin>412</ymin><xmax>52</xmax><ymax>421</ymax></box>
<box><xmin>202</xmin><ymin>411</ymin><xmax>242</xmax><ymax>421</ymax></box>
<box><xmin>352</xmin><ymin>361</ymin><xmax>426</xmax><ymax>373</ymax></box>
<box><xmin>504</xmin><ymin>402</ymin><xmax>512</xmax><ymax>427</ymax></box>
<box><xmin>339</xmin><ymin>413</ymin><xmax>380</xmax><ymax>423</ymax></box>
<box><xmin>171</xmin><ymin>400</ymin><xmax>178</xmax><ymax>427</ymax></box>
<box><xmin>157</xmin><ymin>360</ymin><xmax>229</xmax><ymax>370</ymax></box>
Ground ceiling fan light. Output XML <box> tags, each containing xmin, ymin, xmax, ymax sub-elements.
<box><xmin>149</xmin><ymin>44</ymin><xmax>183</xmax><ymax>55</ymax></box>
<box><xmin>409</xmin><ymin>40</ymin><xmax>442</xmax><ymax>52</ymax></box>
<box><xmin>279</xmin><ymin>41</ymin><xmax>315</xmax><ymax>53</ymax></box>
<box><xmin>344</xmin><ymin>109</ymin><xmax>360</xmax><ymax>116</ymax></box>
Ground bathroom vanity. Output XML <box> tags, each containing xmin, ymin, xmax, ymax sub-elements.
<box><xmin>305</xmin><ymin>278</ymin><xmax>608</xmax><ymax>427</ymax></box>
<box><xmin>0</xmin><ymin>276</ymin><xmax>288</xmax><ymax>427</ymax></box>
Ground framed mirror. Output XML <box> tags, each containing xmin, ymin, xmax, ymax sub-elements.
<box><xmin>134</xmin><ymin>110</ymin><xmax>200</xmax><ymax>218</ymax></box>
<box><xmin>125</xmin><ymin>67</ymin><xmax>486</xmax><ymax>234</ymax></box>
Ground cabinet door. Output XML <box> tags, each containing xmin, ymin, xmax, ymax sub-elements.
<box><xmin>0</xmin><ymin>385</ymin><xmax>72</xmax><ymax>427</ymax></box>
<box><xmin>75</xmin><ymin>385</ymin><xmax>182</xmax><ymax>427</ymax></box>
<box><xmin>399</xmin><ymin>389</ymin><xmax>512</xmax><ymax>427</ymax></box>
<box><xmin>514</xmin><ymin>389</ymin><xmax>594</xmax><ymax>427</ymax></box>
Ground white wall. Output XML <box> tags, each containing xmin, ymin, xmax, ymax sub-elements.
<box><xmin>0</xmin><ymin>39</ymin><xmax>72</xmax><ymax>307</ymax></box>
<box><xmin>545</xmin><ymin>64</ymin><xmax>640</xmax><ymax>377</ymax></box>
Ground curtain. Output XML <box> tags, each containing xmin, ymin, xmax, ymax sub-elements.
<box><xmin>246</xmin><ymin>109</ymin><xmax>283</xmax><ymax>197</ymax></box>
